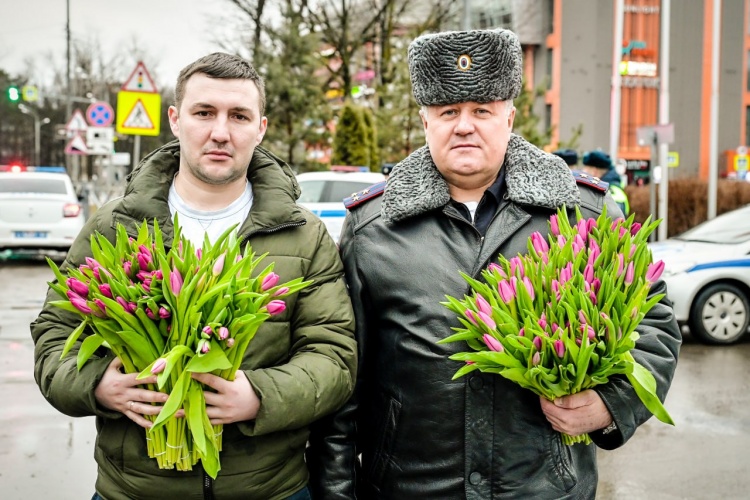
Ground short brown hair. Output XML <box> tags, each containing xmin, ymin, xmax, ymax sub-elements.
<box><xmin>174</xmin><ymin>52</ymin><xmax>266</xmax><ymax>116</ymax></box>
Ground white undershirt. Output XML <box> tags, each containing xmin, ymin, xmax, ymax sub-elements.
<box><xmin>167</xmin><ymin>180</ymin><xmax>253</xmax><ymax>249</ymax></box>
<box><xmin>462</xmin><ymin>201</ymin><xmax>479</xmax><ymax>222</ymax></box>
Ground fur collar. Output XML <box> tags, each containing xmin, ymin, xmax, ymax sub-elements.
<box><xmin>381</xmin><ymin>134</ymin><xmax>581</xmax><ymax>223</ymax></box>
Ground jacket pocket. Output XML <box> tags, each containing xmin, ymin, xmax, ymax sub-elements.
<box><xmin>548</xmin><ymin>431</ymin><xmax>577</xmax><ymax>492</ymax></box>
<box><xmin>367</xmin><ymin>395</ymin><xmax>402</xmax><ymax>487</ymax></box>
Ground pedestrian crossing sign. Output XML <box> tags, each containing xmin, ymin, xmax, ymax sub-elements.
<box><xmin>116</xmin><ymin>90</ymin><xmax>161</xmax><ymax>136</ymax></box>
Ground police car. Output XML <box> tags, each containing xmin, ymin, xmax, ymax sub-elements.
<box><xmin>649</xmin><ymin>205</ymin><xmax>750</xmax><ymax>345</ymax></box>
<box><xmin>0</xmin><ymin>164</ymin><xmax>85</xmax><ymax>255</ymax></box>
<box><xmin>296</xmin><ymin>169</ymin><xmax>384</xmax><ymax>243</ymax></box>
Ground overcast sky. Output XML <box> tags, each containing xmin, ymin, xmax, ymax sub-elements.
<box><xmin>0</xmin><ymin>0</ymin><xmax>236</xmax><ymax>89</ymax></box>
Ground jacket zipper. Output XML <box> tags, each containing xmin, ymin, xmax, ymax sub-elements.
<box><xmin>241</xmin><ymin>220</ymin><xmax>306</xmax><ymax>245</ymax></box>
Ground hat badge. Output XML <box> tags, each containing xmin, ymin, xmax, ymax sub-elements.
<box><xmin>457</xmin><ymin>54</ymin><xmax>472</xmax><ymax>71</ymax></box>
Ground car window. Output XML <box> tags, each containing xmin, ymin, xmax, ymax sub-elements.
<box><xmin>0</xmin><ymin>178</ymin><xmax>68</xmax><ymax>195</ymax></box>
<box><xmin>326</xmin><ymin>181</ymin><xmax>375</xmax><ymax>203</ymax></box>
<box><xmin>677</xmin><ymin>208</ymin><xmax>750</xmax><ymax>244</ymax></box>
<box><xmin>298</xmin><ymin>180</ymin><xmax>326</xmax><ymax>203</ymax></box>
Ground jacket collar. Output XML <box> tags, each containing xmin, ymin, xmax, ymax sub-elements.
<box><xmin>381</xmin><ymin>134</ymin><xmax>581</xmax><ymax>223</ymax></box>
<box><xmin>114</xmin><ymin>140</ymin><xmax>304</xmax><ymax>240</ymax></box>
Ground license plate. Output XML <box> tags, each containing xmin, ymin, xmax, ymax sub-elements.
<box><xmin>14</xmin><ymin>231</ymin><xmax>48</xmax><ymax>239</ymax></box>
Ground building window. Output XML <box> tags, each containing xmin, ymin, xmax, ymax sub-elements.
<box><xmin>546</xmin><ymin>104</ymin><xmax>552</xmax><ymax>133</ymax></box>
<box><xmin>546</xmin><ymin>48</ymin><xmax>553</xmax><ymax>89</ymax></box>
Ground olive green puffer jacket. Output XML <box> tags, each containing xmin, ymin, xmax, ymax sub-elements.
<box><xmin>30</xmin><ymin>141</ymin><xmax>357</xmax><ymax>500</ymax></box>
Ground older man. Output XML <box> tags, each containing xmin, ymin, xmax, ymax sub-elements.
<box><xmin>307</xmin><ymin>29</ymin><xmax>680</xmax><ymax>499</ymax></box>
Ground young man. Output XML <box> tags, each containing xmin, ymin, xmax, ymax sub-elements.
<box><xmin>307</xmin><ymin>29</ymin><xmax>680</xmax><ymax>499</ymax></box>
<box><xmin>31</xmin><ymin>53</ymin><xmax>356</xmax><ymax>500</ymax></box>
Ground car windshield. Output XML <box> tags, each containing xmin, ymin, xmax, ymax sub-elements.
<box><xmin>0</xmin><ymin>178</ymin><xmax>68</xmax><ymax>195</ymax></box>
<box><xmin>298</xmin><ymin>180</ymin><xmax>375</xmax><ymax>203</ymax></box>
<box><xmin>674</xmin><ymin>207</ymin><xmax>750</xmax><ymax>244</ymax></box>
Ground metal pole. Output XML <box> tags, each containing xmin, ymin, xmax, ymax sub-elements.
<box><xmin>649</xmin><ymin>135</ymin><xmax>658</xmax><ymax>242</ymax></box>
<box><xmin>609</xmin><ymin>0</ymin><xmax>625</xmax><ymax>165</ymax></box>
<box><xmin>34</xmin><ymin>116</ymin><xmax>41</xmax><ymax>166</ymax></box>
<box><xmin>462</xmin><ymin>0</ymin><xmax>471</xmax><ymax>30</ymax></box>
<box><xmin>707</xmin><ymin>0</ymin><xmax>721</xmax><ymax>219</ymax></box>
<box><xmin>657</xmin><ymin>0</ymin><xmax>671</xmax><ymax>240</ymax></box>
<box><xmin>133</xmin><ymin>136</ymin><xmax>141</xmax><ymax>172</ymax></box>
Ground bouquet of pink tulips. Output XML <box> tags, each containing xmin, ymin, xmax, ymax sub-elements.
<box><xmin>440</xmin><ymin>206</ymin><xmax>674</xmax><ymax>445</ymax></box>
<box><xmin>46</xmin><ymin>217</ymin><xmax>311</xmax><ymax>477</ymax></box>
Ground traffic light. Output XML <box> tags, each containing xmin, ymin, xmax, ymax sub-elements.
<box><xmin>7</xmin><ymin>85</ymin><xmax>20</xmax><ymax>103</ymax></box>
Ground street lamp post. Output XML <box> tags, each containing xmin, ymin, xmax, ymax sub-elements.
<box><xmin>19</xmin><ymin>103</ymin><xmax>51</xmax><ymax>166</ymax></box>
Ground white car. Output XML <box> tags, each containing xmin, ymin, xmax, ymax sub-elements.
<box><xmin>649</xmin><ymin>205</ymin><xmax>750</xmax><ymax>345</ymax></box>
<box><xmin>297</xmin><ymin>170</ymin><xmax>385</xmax><ymax>243</ymax></box>
<box><xmin>0</xmin><ymin>166</ymin><xmax>85</xmax><ymax>254</ymax></box>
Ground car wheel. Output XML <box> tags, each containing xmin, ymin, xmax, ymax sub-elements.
<box><xmin>688</xmin><ymin>283</ymin><xmax>750</xmax><ymax>345</ymax></box>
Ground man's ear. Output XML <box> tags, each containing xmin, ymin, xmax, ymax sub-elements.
<box><xmin>419</xmin><ymin>108</ymin><xmax>428</xmax><ymax>131</ymax></box>
<box><xmin>168</xmin><ymin>106</ymin><xmax>180</xmax><ymax>138</ymax></box>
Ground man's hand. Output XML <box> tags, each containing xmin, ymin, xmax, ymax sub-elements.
<box><xmin>94</xmin><ymin>358</ymin><xmax>168</xmax><ymax>429</ymax></box>
<box><xmin>191</xmin><ymin>370</ymin><xmax>260</xmax><ymax>425</ymax></box>
<box><xmin>539</xmin><ymin>390</ymin><xmax>613</xmax><ymax>436</ymax></box>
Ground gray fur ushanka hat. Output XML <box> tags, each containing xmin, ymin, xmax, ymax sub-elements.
<box><xmin>408</xmin><ymin>28</ymin><xmax>523</xmax><ymax>106</ymax></box>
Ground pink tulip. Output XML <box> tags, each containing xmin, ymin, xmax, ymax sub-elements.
<box><xmin>98</xmin><ymin>283</ymin><xmax>112</xmax><ymax>298</ymax></box>
<box><xmin>225</xmin><ymin>338</ymin><xmax>236</xmax><ymax>348</ymax></box>
<box><xmin>624</xmin><ymin>262</ymin><xmax>635</xmax><ymax>286</ymax></box>
<box><xmin>146</xmin><ymin>308</ymin><xmax>156</xmax><ymax>320</ymax></box>
<box><xmin>169</xmin><ymin>267</ymin><xmax>183</xmax><ymax>295</ymax></box>
<box><xmin>530</xmin><ymin>232</ymin><xmax>549</xmax><ymax>254</ymax></box>
<box><xmin>487</xmin><ymin>262</ymin><xmax>506</xmax><ymax>278</ymax></box>
<box><xmin>522</xmin><ymin>277</ymin><xmax>535</xmax><ymax>301</ymax></box>
<box><xmin>213</xmin><ymin>253</ymin><xmax>226</xmax><ymax>277</ymax></box>
<box><xmin>630</xmin><ymin>222</ymin><xmax>642</xmax><ymax>236</ymax></box>
<box><xmin>158</xmin><ymin>307</ymin><xmax>171</xmax><ymax>319</ymax></box>
<box><xmin>592</xmin><ymin>278</ymin><xmax>601</xmax><ymax>293</ymax></box>
<box><xmin>92</xmin><ymin>298</ymin><xmax>106</xmax><ymax>311</ymax></box>
<box><xmin>533</xmin><ymin>336</ymin><xmax>542</xmax><ymax>350</ymax></box>
<box><xmin>127</xmin><ymin>302</ymin><xmax>137</xmax><ymax>314</ymax></box>
<box><xmin>123</xmin><ymin>261</ymin><xmax>132</xmax><ymax>277</ymax></box>
<box><xmin>195</xmin><ymin>247</ymin><xmax>201</xmax><ymax>259</ymax></box>
<box><xmin>583</xmin><ymin>264</ymin><xmax>595</xmax><ymax>285</ymax></box>
<box><xmin>538</xmin><ymin>313</ymin><xmax>547</xmax><ymax>330</ymax></box>
<box><xmin>136</xmin><ymin>271</ymin><xmax>151</xmax><ymax>281</ymax></box>
<box><xmin>518</xmin><ymin>327</ymin><xmax>525</xmax><ymax>337</ymax></box>
<box><xmin>218</xmin><ymin>327</ymin><xmax>230</xmax><ymax>340</ymax></box>
<box><xmin>137</xmin><ymin>252</ymin><xmax>151</xmax><ymax>271</ymax></box>
<box><xmin>549</xmin><ymin>215</ymin><xmax>560</xmax><ymax>236</ymax></box>
<box><xmin>465</xmin><ymin>309</ymin><xmax>478</xmax><ymax>326</ymax></box>
<box><xmin>554</xmin><ymin>339</ymin><xmax>565</xmax><ymax>358</ymax></box>
<box><xmin>69</xmin><ymin>295</ymin><xmax>91</xmax><ymax>314</ymax></box>
<box><xmin>116</xmin><ymin>297</ymin><xmax>129</xmax><ymax>310</ymax></box>
<box><xmin>478</xmin><ymin>311</ymin><xmax>496</xmax><ymax>330</ymax></box>
<box><xmin>572</xmin><ymin>234</ymin><xmax>585</xmax><ymax>256</ymax></box>
<box><xmin>557</xmin><ymin>234</ymin><xmax>566</xmax><ymax>248</ymax></box>
<box><xmin>532</xmin><ymin>351</ymin><xmax>541</xmax><ymax>366</ymax></box>
<box><xmin>578</xmin><ymin>310</ymin><xmax>587</xmax><ymax>325</ymax></box>
<box><xmin>66</xmin><ymin>278</ymin><xmax>89</xmax><ymax>298</ymax></box>
<box><xmin>261</xmin><ymin>272</ymin><xmax>280</xmax><ymax>291</ymax></box>
<box><xmin>202</xmin><ymin>325</ymin><xmax>213</xmax><ymax>337</ymax></box>
<box><xmin>267</xmin><ymin>300</ymin><xmax>286</xmax><ymax>315</ymax></box>
<box><xmin>152</xmin><ymin>269</ymin><xmax>163</xmax><ymax>280</ymax></box>
<box><xmin>646</xmin><ymin>261</ymin><xmax>665</xmax><ymax>283</ymax></box>
<box><xmin>498</xmin><ymin>280</ymin><xmax>515</xmax><ymax>303</ymax></box>
<box><xmin>273</xmin><ymin>286</ymin><xmax>290</xmax><ymax>297</ymax></box>
<box><xmin>615</xmin><ymin>254</ymin><xmax>624</xmax><ymax>277</ymax></box>
<box><xmin>483</xmin><ymin>334</ymin><xmax>504</xmax><ymax>352</ymax></box>
<box><xmin>509</xmin><ymin>257</ymin><xmax>524</xmax><ymax>277</ymax></box>
<box><xmin>475</xmin><ymin>295</ymin><xmax>492</xmax><ymax>317</ymax></box>
<box><xmin>85</xmin><ymin>257</ymin><xmax>101</xmax><ymax>270</ymax></box>
<box><xmin>197</xmin><ymin>339</ymin><xmax>210</xmax><ymax>354</ymax></box>
<box><xmin>151</xmin><ymin>358</ymin><xmax>167</xmax><ymax>374</ymax></box>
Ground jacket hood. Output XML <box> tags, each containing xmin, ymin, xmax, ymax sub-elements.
<box><xmin>381</xmin><ymin>134</ymin><xmax>581</xmax><ymax>223</ymax></box>
<box><xmin>115</xmin><ymin>140</ymin><xmax>304</xmax><ymax>240</ymax></box>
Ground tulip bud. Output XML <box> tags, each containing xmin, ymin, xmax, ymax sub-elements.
<box><xmin>146</xmin><ymin>308</ymin><xmax>156</xmax><ymax>320</ymax></box>
<box><xmin>218</xmin><ymin>327</ymin><xmax>230</xmax><ymax>340</ymax></box>
<box><xmin>69</xmin><ymin>295</ymin><xmax>92</xmax><ymax>314</ymax></box>
<box><xmin>530</xmin><ymin>232</ymin><xmax>549</xmax><ymax>254</ymax></box>
<box><xmin>158</xmin><ymin>307</ymin><xmax>171</xmax><ymax>319</ymax></box>
<box><xmin>152</xmin><ymin>269</ymin><xmax>163</xmax><ymax>280</ymax></box>
<box><xmin>522</xmin><ymin>277</ymin><xmax>534</xmax><ymax>301</ymax></box>
<box><xmin>630</xmin><ymin>222</ymin><xmax>642</xmax><ymax>236</ymax></box>
<box><xmin>202</xmin><ymin>325</ymin><xmax>213</xmax><ymax>338</ymax></box>
<box><xmin>170</xmin><ymin>267</ymin><xmax>183</xmax><ymax>296</ymax></box>
<box><xmin>137</xmin><ymin>253</ymin><xmax>151</xmax><ymax>271</ymax></box>
<box><xmin>483</xmin><ymin>334</ymin><xmax>504</xmax><ymax>352</ymax></box>
<box><xmin>487</xmin><ymin>262</ymin><xmax>506</xmax><ymax>278</ymax></box>
<box><xmin>477</xmin><ymin>311</ymin><xmax>496</xmax><ymax>330</ymax></box>
<box><xmin>266</xmin><ymin>300</ymin><xmax>286</xmax><ymax>315</ymax></box>
<box><xmin>213</xmin><ymin>253</ymin><xmax>226</xmax><ymax>277</ymax></box>
<box><xmin>465</xmin><ymin>309</ymin><xmax>478</xmax><ymax>326</ymax></box>
<box><xmin>116</xmin><ymin>296</ymin><xmax>129</xmax><ymax>310</ymax></box>
<box><xmin>273</xmin><ymin>286</ymin><xmax>290</xmax><ymax>297</ymax></box>
<box><xmin>554</xmin><ymin>339</ymin><xmax>565</xmax><ymax>358</ymax></box>
<box><xmin>225</xmin><ymin>338</ymin><xmax>236</xmax><ymax>348</ymax></box>
<box><xmin>583</xmin><ymin>264</ymin><xmax>594</xmax><ymax>285</ymax></box>
<box><xmin>624</xmin><ymin>262</ymin><xmax>635</xmax><ymax>286</ymax></box>
<box><xmin>195</xmin><ymin>247</ymin><xmax>201</xmax><ymax>260</ymax></box>
<box><xmin>98</xmin><ymin>283</ymin><xmax>113</xmax><ymax>298</ymax></box>
<box><xmin>66</xmin><ymin>278</ymin><xmax>89</xmax><ymax>298</ymax></box>
<box><xmin>123</xmin><ymin>261</ymin><xmax>132</xmax><ymax>277</ymax></box>
<box><xmin>646</xmin><ymin>261</ymin><xmax>665</xmax><ymax>284</ymax></box>
<box><xmin>549</xmin><ymin>215</ymin><xmax>560</xmax><ymax>236</ymax></box>
<box><xmin>197</xmin><ymin>339</ymin><xmax>210</xmax><ymax>355</ymax></box>
<box><xmin>509</xmin><ymin>257</ymin><xmax>524</xmax><ymax>277</ymax></box>
<box><xmin>538</xmin><ymin>313</ymin><xmax>547</xmax><ymax>330</ymax></box>
<box><xmin>475</xmin><ymin>295</ymin><xmax>492</xmax><ymax>317</ymax></box>
<box><xmin>518</xmin><ymin>327</ymin><xmax>525</xmax><ymax>337</ymax></box>
<box><xmin>532</xmin><ymin>352</ymin><xmax>541</xmax><ymax>366</ymax></box>
<box><xmin>533</xmin><ymin>336</ymin><xmax>542</xmax><ymax>350</ymax></box>
<box><xmin>261</xmin><ymin>272</ymin><xmax>280</xmax><ymax>291</ymax></box>
<box><xmin>498</xmin><ymin>280</ymin><xmax>515</xmax><ymax>304</ymax></box>
<box><xmin>151</xmin><ymin>358</ymin><xmax>167</xmax><ymax>374</ymax></box>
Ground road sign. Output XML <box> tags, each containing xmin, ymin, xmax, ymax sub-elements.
<box><xmin>86</xmin><ymin>101</ymin><xmax>115</xmax><ymax>127</ymax></box>
<box><xmin>667</xmin><ymin>152</ymin><xmax>679</xmax><ymax>168</ymax></box>
<box><xmin>116</xmin><ymin>91</ymin><xmax>161</xmax><ymax>136</ymax></box>
<box><xmin>121</xmin><ymin>62</ymin><xmax>158</xmax><ymax>93</ymax></box>
<box><xmin>86</xmin><ymin>127</ymin><xmax>114</xmax><ymax>155</ymax></box>
<box><xmin>64</xmin><ymin>133</ymin><xmax>88</xmax><ymax>155</ymax></box>
<box><xmin>735</xmin><ymin>155</ymin><xmax>749</xmax><ymax>173</ymax></box>
<box><xmin>22</xmin><ymin>85</ymin><xmax>38</xmax><ymax>102</ymax></box>
<box><xmin>636</xmin><ymin>123</ymin><xmax>674</xmax><ymax>146</ymax></box>
<box><xmin>65</xmin><ymin>109</ymin><xmax>88</xmax><ymax>133</ymax></box>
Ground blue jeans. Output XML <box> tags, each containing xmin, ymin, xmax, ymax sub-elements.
<box><xmin>92</xmin><ymin>486</ymin><xmax>311</xmax><ymax>500</ymax></box>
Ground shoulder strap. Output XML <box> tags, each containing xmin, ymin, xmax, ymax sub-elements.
<box><xmin>571</xmin><ymin>170</ymin><xmax>609</xmax><ymax>192</ymax></box>
<box><xmin>343</xmin><ymin>181</ymin><xmax>387</xmax><ymax>209</ymax></box>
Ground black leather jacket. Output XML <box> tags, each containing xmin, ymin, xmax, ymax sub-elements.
<box><xmin>307</xmin><ymin>135</ymin><xmax>681</xmax><ymax>499</ymax></box>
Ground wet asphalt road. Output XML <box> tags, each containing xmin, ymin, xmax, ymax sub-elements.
<box><xmin>1</xmin><ymin>256</ymin><xmax>748</xmax><ymax>499</ymax></box>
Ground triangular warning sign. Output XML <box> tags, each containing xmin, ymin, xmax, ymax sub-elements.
<box><xmin>65</xmin><ymin>109</ymin><xmax>88</xmax><ymax>132</ymax></box>
<box><xmin>122</xmin><ymin>99</ymin><xmax>155</xmax><ymax>130</ymax></box>
<box><xmin>64</xmin><ymin>133</ymin><xmax>88</xmax><ymax>155</ymax></box>
<box><xmin>121</xmin><ymin>62</ymin><xmax>158</xmax><ymax>93</ymax></box>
